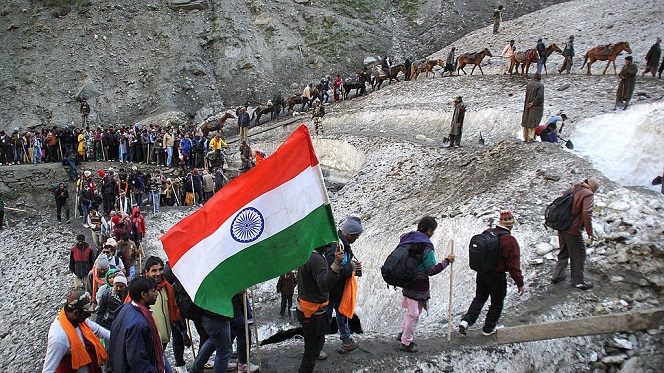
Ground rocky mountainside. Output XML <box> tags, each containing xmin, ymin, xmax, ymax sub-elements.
<box><xmin>0</xmin><ymin>0</ymin><xmax>663</xmax><ymax>371</ymax></box>
<box><xmin>0</xmin><ymin>0</ymin><xmax>566</xmax><ymax>129</ymax></box>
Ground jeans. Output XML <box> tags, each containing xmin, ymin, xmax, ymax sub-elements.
<box><xmin>326</xmin><ymin>301</ymin><xmax>350</xmax><ymax>342</ymax></box>
<box><xmin>300</xmin><ymin>97</ymin><xmax>310</xmax><ymax>112</ymax></box>
<box><xmin>462</xmin><ymin>272</ymin><xmax>507</xmax><ymax>331</ymax></box>
<box><xmin>536</xmin><ymin>58</ymin><xmax>545</xmax><ymax>74</ymax></box>
<box><xmin>133</xmin><ymin>192</ymin><xmax>143</xmax><ymax>207</ymax></box>
<box><xmin>33</xmin><ymin>147</ymin><xmax>42</xmax><ymax>163</ymax></box>
<box><xmin>231</xmin><ymin>315</ymin><xmax>251</xmax><ymax>365</ymax></box>
<box><xmin>166</xmin><ymin>146</ymin><xmax>173</xmax><ymax>166</ymax></box>
<box><xmin>296</xmin><ymin>309</ymin><xmax>329</xmax><ymax>373</ymax></box>
<box><xmin>81</xmin><ymin>203</ymin><xmax>90</xmax><ymax>223</ymax></box>
<box><xmin>151</xmin><ymin>192</ymin><xmax>160</xmax><ymax>212</ymax></box>
<box><xmin>192</xmin><ymin>314</ymin><xmax>231</xmax><ymax>373</ymax></box>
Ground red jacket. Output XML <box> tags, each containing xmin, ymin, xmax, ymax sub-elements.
<box><xmin>494</xmin><ymin>227</ymin><xmax>524</xmax><ymax>288</ymax></box>
<box><xmin>131</xmin><ymin>207</ymin><xmax>146</xmax><ymax>235</ymax></box>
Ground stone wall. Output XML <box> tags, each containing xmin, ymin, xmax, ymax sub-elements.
<box><xmin>0</xmin><ymin>163</ymin><xmax>69</xmax><ymax>195</ymax></box>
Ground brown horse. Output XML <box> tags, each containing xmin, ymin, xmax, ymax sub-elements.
<box><xmin>509</xmin><ymin>44</ymin><xmax>563</xmax><ymax>77</ymax></box>
<box><xmin>457</xmin><ymin>48</ymin><xmax>493</xmax><ymax>75</ymax></box>
<box><xmin>372</xmin><ymin>64</ymin><xmax>406</xmax><ymax>90</ymax></box>
<box><xmin>410</xmin><ymin>59</ymin><xmax>443</xmax><ymax>80</ymax></box>
<box><xmin>580</xmin><ymin>41</ymin><xmax>632</xmax><ymax>75</ymax></box>
<box><xmin>199</xmin><ymin>112</ymin><xmax>235</xmax><ymax>138</ymax></box>
<box><xmin>251</xmin><ymin>105</ymin><xmax>273</xmax><ymax>126</ymax></box>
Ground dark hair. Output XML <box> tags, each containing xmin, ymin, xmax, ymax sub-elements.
<box><xmin>128</xmin><ymin>276</ymin><xmax>157</xmax><ymax>301</ymax></box>
<box><xmin>121</xmin><ymin>232</ymin><xmax>129</xmax><ymax>241</ymax></box>
<box><xmin>625</xmin><ymin>56</ymin><xmax>633</xmax><ymax>61</ymax></box>
<box><xmin>144</xmin><ymin>255</ymin><xmax>164</xmax><ymax>272</ymax></box>
<box><xmin>417</xmin><ymin>216</ymin><xmax>438</xmax><ymax>233</ymax></box>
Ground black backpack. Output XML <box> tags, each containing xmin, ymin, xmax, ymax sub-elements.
<box><xmin>381</xmin><ymin>243</ymin><xmax>426</xmax><ymax>288</ymax></box>
<box><xmin>544</xmin><ymin>189</ymin><xmax>580</xmax><ymax>231</ymax></box>
<box><xmin>468</xmin><ymin>228</ymin><xmax>506</xmax><ymax>273</ymax></box>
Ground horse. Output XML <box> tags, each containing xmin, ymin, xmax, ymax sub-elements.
<box><xmin>372</xmin><ymin>64</ymin><xmax>406</xmax><ymax>90</ymax></box>
<box><xmin>580</xmin><ymin>41</ymin><xmax>632</xmax><ymax>75</ymax></box>
<box><xmin>410</xmin><ymin>59</ymin><xmax>443</xmax><ymax>80</ymax></box>
<box><xmin>251</xmin><ymin>104</ymin><xmax>273</xmax><ymax>126</ymax></box>
<box><xmin>199</xmin><ymin>112</ymin><xmax>235</xmax><ymax>138</ymax></box>
<box><xmin>286</xmin><ymin>88</ymin><xmax>320</xmax><ymax>112</ymax></box>
<box><xmin>509</xmin><ymin>44</ymin><xmax>563</xmax><ymax>77</ymax></box>
<box><xmin>456</xmin><ymin>48</ymin><xmax>493</xmax><ymax>75</ymax></box>
<box><xmin>343</xmin><ymin>73</ymin><xmax>371</xmax><ymax>99</ymax></box>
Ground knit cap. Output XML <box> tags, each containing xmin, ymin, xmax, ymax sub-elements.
<box><xmin>341</xmin><ymin>214</ymin><xmax>364</xmax><ymax>235</ymax></box>
<box><xmin>499</xmin><ymin>210</ymin><xmax>515</xmax><ymax>227</ymax></box>
<box><xmin>95</xmin><ymin>254</ymin><xmax>110</xmax><ymax>270</ymax></box>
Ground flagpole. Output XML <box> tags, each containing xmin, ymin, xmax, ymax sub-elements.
<box><xmin>447</xmin><ymin>240</ymin><xmax>454</xmax><ymax>342</ymax></box>
<box><xmin>251</xmin><ymin>286</ymin><xmax>262</xmax><ymax>370</ymax></box>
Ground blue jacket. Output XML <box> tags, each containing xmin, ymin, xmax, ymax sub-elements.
<box><xmin>109</xmin><ymin>303</ymin><xmax>160</xmax><ymax>373</ymax></box>
<box><xmin>180</xmin><ymin>137</ymin><xmax>193</xmax><ymax>154</ymax></box>
<box><xmin>238</xmin><ymin>112</ymin><xmax>250</xmax><ymax>128</ymax></box>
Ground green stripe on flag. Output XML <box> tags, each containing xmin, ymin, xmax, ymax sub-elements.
<box><xmin>193</xmin><ymin>204</ymin><xmax>337</xmax><ymax>317</ymax></box>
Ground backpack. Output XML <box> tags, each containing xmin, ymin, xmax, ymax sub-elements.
<box><xmin>468</xmin><ymin>228</ymin><xmax>506</xmax><ymax>273</ymax></box>
<box><xmin>544</xmin><ymin>189</ymin><xmax>580</xmax><ymax>231</ymax></box>
<box><xmin>381</xmin><ymin>243</ymin><xmax>426</xmax><ymax>288</ymax></box>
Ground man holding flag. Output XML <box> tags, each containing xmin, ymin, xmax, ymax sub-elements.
<box><xmin>159</xmin><ymin>125</ymin><xmax>339</xmax><ymax>368</ymax></box>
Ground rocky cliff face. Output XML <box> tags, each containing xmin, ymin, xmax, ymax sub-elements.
<box><xmin>0</xmin><ymin>0</ymin><xmax>565</xmax><ymax>129</ymax></box>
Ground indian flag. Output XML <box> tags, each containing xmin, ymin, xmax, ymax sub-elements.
<box><xmin>160</xmin><ymin>125</ymin><xmax>337</xmax><ymax>317</ymax></box>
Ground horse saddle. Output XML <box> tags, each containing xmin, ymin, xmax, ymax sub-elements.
<box><xmin>594</xmin><ymin>44</ymin><xmax>613</xmax><ymax>55</ymax></box>
<box><xmin>463</xmin><ymin>52</ymin><xmax>478</xmax><ymax>60</ymax></box>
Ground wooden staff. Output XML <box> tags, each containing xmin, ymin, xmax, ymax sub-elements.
<box><xmin>186</xmin><ymin>319</ymin><xmax>196</xmax><ymax>360</ymax></box>
<box><xmin>4</xmin><ymin>207</ymin><xmax>28</xmax><ymax>212</ymax></box>
<box><xmin>447</xmin><ymin>240</ymin><xmax>454</xmax><ymax>342</ymax></box>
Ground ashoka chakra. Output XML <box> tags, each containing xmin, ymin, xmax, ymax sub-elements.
<box><xmin>230</xmin><ymin>207</ymin><xmax>264</xmax><ymax>243</ymax></box>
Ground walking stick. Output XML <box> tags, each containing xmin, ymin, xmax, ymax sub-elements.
<box><xmin>250</xmin><ymin>286</ymin><xmax>262</xmax><ymax>370</ymax></box>
<box><xmin>186</xmin><ymin>319</ymin><xmax>197</xmax><ymax>360</ymax></box>
<box><xmin>101</xmin><ymin>137</ymin><xmax>106</xmax><ymax>161</ymax></box>
<box><xmin>58</xmin><ymin>140</ymin><xmax>64</xmax><ymax>161</ymax></box>
<box><xmin>243</xmin><ymin>291</ymin><xmax>251</xmax><ymax>371</ymax></box>
<box><xmin>447</xmin><ymin>240</ymin><xmax>454</xmax><ymax>342</ymax></box>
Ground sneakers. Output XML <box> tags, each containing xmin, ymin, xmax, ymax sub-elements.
<box><xmin>395</xmin><ymin>332</ymin><xmax>402</xmax><ymax>341</ymax></box>
<box><xmin>459</xmin><ymin>320</ymin><xmax>469</xmax><ymax>336</ymax></box>
<box><xmin>482</xmin><ymin>327</ymin><xmax>497</xmax><ymax>336</ymax></box>
<box><xmin>65</xmin><ymin>219</ymin><xmax>71</xmax><ymax>224</ymax></box>
<box><xmin>338</xmin><ymin>338</ymin><xmax>358</xmax><ymax>353</ymax></box>
<box><xmin>399</xmin><ymin>342</ymin><xmax>418</xmax><ymax>353</ymax></box>
<box><xmin>237</xmin><ymin>363</ymin><xmax>259</xmax><ymax>372</ymax></box>
<box><xmin>317</xmin><ymin>351</ymin><xmax>328</xmax><ymax>360</ymax></box>
<box><xmin>574</xmin><ymin>283</ymin><xmax>594</xmax><ymax>290</ymax></box>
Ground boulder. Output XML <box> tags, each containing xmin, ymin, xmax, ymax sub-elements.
<box><xmin>535</xmin><ymin>242</ymin><xmax>554</xmax><ymax>256</ymax></box>
<box><xmin>608</xmin><ymin>201</ymin><xmax>630</xmax><ymax>211</ymax></box>
<box><xmin>601</xmin><ymin>353</ymin><xmax>628</xmax><ymax>365</ymax></box>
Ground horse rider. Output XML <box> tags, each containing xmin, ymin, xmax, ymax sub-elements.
<box><xmin>381</xmin><ymin>56</ymin><xmax>392</xmax><ymax>76</ymax></box>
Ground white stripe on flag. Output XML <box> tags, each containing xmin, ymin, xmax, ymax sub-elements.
<box><xmin>173</xmin><ymin>165</ymin><xmax>328</xmax><ymax>292</ymax></box>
